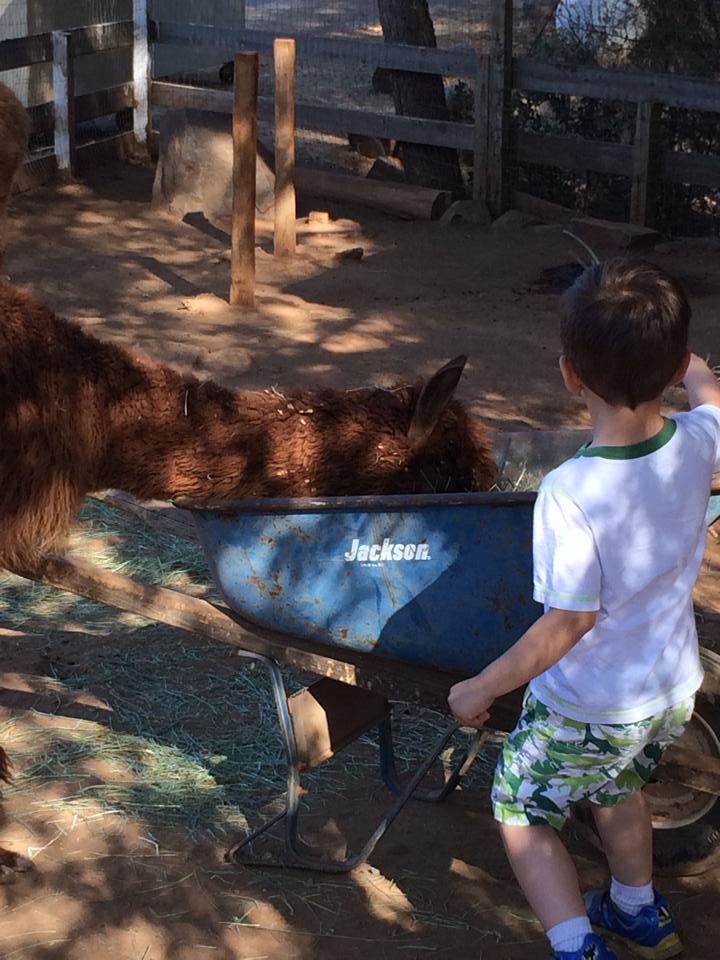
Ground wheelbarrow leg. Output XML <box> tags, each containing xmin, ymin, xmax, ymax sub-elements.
<box><xmin>379</xmin><ymin>714</ymin><xmax>490</xmax><ymax>802</ymax></box>
<box><xmin>224</xmin><ymin>650</ymin><xmax>306</xmax><ymax>865</ymax></box>
<box><xmin>225</xmin><ymin>653</ymin><xmax>476</xmax><ymax>873</ymax></box>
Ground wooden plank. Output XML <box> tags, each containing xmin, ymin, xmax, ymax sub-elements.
<box><xmin>515</xmin><ymin>57</ymin><xmax>720</xmax><ymax>114</ymax></box>
<box><xmin>27</xmin><ymin>0</ymin><xmax>131</xmax><ymax>33</ymax></box>
<box><xmin>230</xmin><ymin>52</ymin><xmax>258</xmax><ymax>308</ymax></box>
<box><xmin>52</xmin><ymin>31</ymin><xmax>76</xmax><ymax>179</ymax></box>
<box><xmin>90</xmin><ymin>491</ymin><xmax>198</xmax><ymax>542</ymax></box>
<box><xmin>486</xmin><ymin>0</ymin><xmax>513</xmax><ymax>218</ymax></box>
<box><xmin>273</xmin><ymin>38</ymin><xmax>296</xmax><ymax>258</ymax></box>
<box><xmin>663</xmin><ymin>148</ymin><xmax>720</xmax><ymax>188</ymax></box>
<box><xmin>153</xmin><ymin>20</ymin><xmax>478</xmax><ymax>77</ymax></box>
<box><xmin>514</xmin><ymin>130</ymin><xmax>631</xmax><ymax>176</ymax></box>
<box><xmin>0</xmin><ymin>21</ymin><xmax>133</xmax><ymax>72</ymax></box>
<box><xmin>28</xmin><ymin>84</ymin><xmax>134</xmax><ymax>134</ymax></box>
<box><xmin>15</xmin><ymin>132</ymin><xmax>137</xmax><ymax>193</ymax></box>
<box><xmin>511</xmin><ymin>190</ymin><xmax>576</xmax><ymax>223</ymax></box>
<box><xmin>630</xmin><ymin>102</ymin><xmax>661</xmax><ymax>226</ymax></box>
<box><xmin>151</xmin><ymin>82</ymin><xmax>476</xmax><ymax>151</ymax></box>
<box><xmin>12</xmin><ymin>553</ymin><xmax>521</xmax><ymax>729</ymax></box>
<box><xmin>132</xmin><ymin>0</ymin><xmax>150</xmax><ymax>152</ymax></box>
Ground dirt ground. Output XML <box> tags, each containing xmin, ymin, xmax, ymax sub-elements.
<box><xmin>2</xmin><ymin>158</ymin><xmax>720</xmax><ymax>960</ymax></box>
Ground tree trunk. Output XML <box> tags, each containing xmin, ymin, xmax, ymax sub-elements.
<box><xmin>377</xmin><ymin>0</ymin><xmax>464</xmax><ymax>195</ymax></box>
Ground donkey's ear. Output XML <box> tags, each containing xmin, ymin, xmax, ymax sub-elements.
<box><xmin>407</xmin><ymin>355</ymin><xmax>467</xmax><ymax>447</ymax></box>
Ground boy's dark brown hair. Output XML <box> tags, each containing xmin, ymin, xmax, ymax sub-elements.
<box><xmin>560</xmin><ymin>259</ymin><xmax>690</xmax><ymax>409</ymax></box>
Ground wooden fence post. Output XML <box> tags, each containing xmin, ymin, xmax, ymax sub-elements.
<box><xmin>486</xmin><ymin>0</ymin><xmax>513</xmax><ymax>218</ymax></box>
<box><xmin>630</xmin><ymin>101</ymin><xmax>661</xmax><ymax>227</ymax></box>
<box><xmin>473</xmin><ymin>52</ymin><xmax>490</xmax><ymax>204</ymax></box>
<box><xmin>274</xmin><ymin>37</ymin><xmax>296</xmax><ymax>257</ymax></box>
<box><xmin>133</xmin><ymin>0</ymin><xmax>151</xmax><ymax>154</ymax></box>
<box><xmin>52</xmin><ymin>31</ymin><xmax>75</xmax><ymax>180</ymax></box>
<box><xmin>230</xmin><ymin>51</ymin><xmax>259</xmax><ymax>308</ymax></box>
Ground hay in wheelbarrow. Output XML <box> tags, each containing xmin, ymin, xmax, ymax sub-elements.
<box><xmin>0</xmin><ymin>499</ymin><xmax>501</xmax><ymax>844</ymax></box>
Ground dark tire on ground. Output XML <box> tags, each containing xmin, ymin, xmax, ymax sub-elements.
<box><xmin>569</xmin><ymin>648</ymin><xmax>720</xmax><ymax>877</ymax></box>
<box><xmin>650</xmin><ymin>647</ymin><xmax>720</xmax><ymax>876</ymax></box>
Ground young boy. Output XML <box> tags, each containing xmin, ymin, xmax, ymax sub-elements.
<box><xmin>449</xmin><ymin>259</ymin><xmax>720</xmax><ymax>960</ymax></box>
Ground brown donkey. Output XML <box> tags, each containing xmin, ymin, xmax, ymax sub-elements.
<box><xmin>0</xmin><ymin>83</ymin><xmax>29</xmax><ymax>276</ymax></box>
<box><xmin>0</xmin><ymin>279</ymin><xmax>496</xmax><ymax>876</ymax></box>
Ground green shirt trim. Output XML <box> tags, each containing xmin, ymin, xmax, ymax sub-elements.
<box><xmin>575</xmin><ymin>417</ymin><xmax>677</xmax><ymax>460</ymax></box>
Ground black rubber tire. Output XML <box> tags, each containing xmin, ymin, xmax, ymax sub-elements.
<box><xmin>652</xmin><ymin>646</ymin><xmax>720</xmax><ymax>876</ymax></box>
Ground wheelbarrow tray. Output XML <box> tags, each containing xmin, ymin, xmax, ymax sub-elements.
<box><xmin>190</xmin><ymin>491</ymin><xmax>538</xmax><ymax>676</ymax></box>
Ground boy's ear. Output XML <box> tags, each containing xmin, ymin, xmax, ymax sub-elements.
<box><xmin>670</xmin><ymin>350</ymin><xmax>691</xmax><ymax>385</ymax></box>
<box><xmin>559</xmin><ymin>355</ymin><xmax>584</xmax><ymax>396</ymax></box>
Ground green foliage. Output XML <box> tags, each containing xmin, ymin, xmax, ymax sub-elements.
<box><xmin>513</xmin><ymin>1</ymin><xmax>720</xmax><ymax>234</ymax></box>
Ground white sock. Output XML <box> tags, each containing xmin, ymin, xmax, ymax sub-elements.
<box><xmin>547</xmin><ymin>915</ymin><xmax>592</xmax><ymax>954</ymax></box>
<box><xmin>610</xmin><ymin>876</ymin><xmax>654</xmax><ymax>916</ymax></box>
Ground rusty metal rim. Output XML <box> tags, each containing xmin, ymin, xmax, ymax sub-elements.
<box><xmin>650</xmin><ymin>712</ymin><xmax>720</xmax><ymax>831</ymax></box>
<box><xmin>176</xmin><ymin>490</ymin><xmax>537</xmax><ymax>515</ymax></box>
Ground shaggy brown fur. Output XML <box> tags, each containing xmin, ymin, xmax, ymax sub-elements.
<box><xmin>0</xmin><ymin>281</ymin><xmax>495</xmax><ymax>873</ymax></box>
<box><xmin>0</xmin><ymin>281</ymin><xmax>496</xmax><ymax>571</ymax></box>
<box><xmin>0</xmin><ymin>84</ymin><xmax>29</xmax><ymax>274</ymax></box>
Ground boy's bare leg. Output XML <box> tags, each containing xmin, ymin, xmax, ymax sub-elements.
<box><xmin>590</xmin><ymin>790</ymin><xmax>653</xmax><ymax>886</ymax></box>
<box><xmin>499</xmin><ymin>823</ymin><xmax>587</xmax><ymax>930</ymax></box>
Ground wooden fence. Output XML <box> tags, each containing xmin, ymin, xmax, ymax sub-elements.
<box><xmin>4</xmin><ymin>0</ymin><xmax>720</xmax><ymax>226</ymax></box>
<box><xmin>150</xmin><ymin>5</ymin><xmax>720</xmax><ymax>226</ymax></box>
<box><xmin>0</xmin><ymin>14</ymin><xmax>137</xmax><ymax>185</ymax></box>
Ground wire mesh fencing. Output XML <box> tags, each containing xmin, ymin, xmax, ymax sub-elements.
<box><xmin>512</xmin><ymin>0</ymin><xmax>720</xmax><ymax>236</ymax></box>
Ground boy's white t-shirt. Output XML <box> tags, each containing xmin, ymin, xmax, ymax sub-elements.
<box><xmin>530</xmin><ymin>404</ymin><xmax>720</xmax><ymax>724</ymax></box>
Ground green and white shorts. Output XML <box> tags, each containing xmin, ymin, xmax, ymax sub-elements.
<box><xmin>492</xmin><ymin>691</ymin><xmax>695</xmax><ymax>830</ymax></box>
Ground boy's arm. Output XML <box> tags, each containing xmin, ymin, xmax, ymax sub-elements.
<box><xmin>684</xmin><ymin>353</ymin><xmax>720</xmax><ymax>409</ymax></box>
<box><xmin>448</xmin><ymin>607</ymin><xmax>596</xmax><ymax>726</ymax></box>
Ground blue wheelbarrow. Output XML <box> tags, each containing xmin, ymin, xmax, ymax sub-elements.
<box><xmin>31</xmin><ymin>428</ymin><xmax>720</xmax><ymax>875</ymax></box>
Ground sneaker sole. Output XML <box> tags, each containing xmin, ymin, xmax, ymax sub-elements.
<box><xmin>591</xmin><ymin>926</ymin><xmax>683</xmax><ymax>960</ymax></box>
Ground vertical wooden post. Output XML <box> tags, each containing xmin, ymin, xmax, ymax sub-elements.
<box><xmin>486</xmin><ymin>0</ymin><xmax>513</xmax><ymax>218</ymax></box>
<box><xmin>52</xmin><ymin>31</ymin><xmax>75</xmax><ymax>180</ymax></box>
<box><xmin>473</xmin><ymin>52</ymin><xmax>491</xmax><ymax>203</ymax></box>
<box><xmin>630</xmin><ymin>101</ymin><xmax>661</xmax><ymax>227</ymax></box>
<box><xmin>273</xmin><ymin>37</ymin><xmax>296</xmax><ymax>257</ymax></box>
<box><xmin>132</xmin><ymin>0</ymin><xmax>151</xmax><ymax>154</ymax></box>
<box><xmin>230</xmin><ymin>52</ymin><xmax>259</xmax><ymax>308</ymax></box>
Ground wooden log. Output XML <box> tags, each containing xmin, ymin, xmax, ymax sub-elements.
<box><xmin>52</xmin><ymin>31</ymin><xmax>75</xmax><ymax>180</ymax></box>
<box><xmin>273</xmin><ymin>38</ymin><xmax>296</xmax><ymax>257</ymax></box>
<box><xmin>295</xmin><ymin>167</ymin><xmax>452</xmax><ymax>220</ymax></box>
<box><xmin>230</xmin><ymin>51</ymin><xmax>258</xmax><ymax>308</ymax></box>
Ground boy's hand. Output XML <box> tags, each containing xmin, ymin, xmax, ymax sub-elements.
<box><xmin>684</xmin><ymin>353</ymin><xmax>720</xmax><ymax>409</ymax></box>
<box><xmin>448</xmin><ymin>675</ymin><xmax>493</xmax><ymax>727</ymax></box>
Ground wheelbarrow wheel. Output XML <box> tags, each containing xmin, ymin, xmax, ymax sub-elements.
<box><xmin>570</xmin><ymin>648</ymin><xmax>720</xmax><ymax>877</ymax></box>
<box><xmin>648</xmin><ymin>646</ymin><xmax>720</xmax><ymax>876</ymax></box>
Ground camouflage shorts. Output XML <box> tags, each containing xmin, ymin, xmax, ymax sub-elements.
<box><xmin>492</xmin><ymin>691</ymin><xmax>694</xmax><ymax>830</ymax></box>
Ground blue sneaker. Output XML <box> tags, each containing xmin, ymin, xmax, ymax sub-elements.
<box><xmin>584</xmin><ymin>889</ymin><xmax>682</xmax><ymax>958</ymax></box>
<box><xmin>549</xmin><ymin>933</ymin><xmax>617</xmax><ymax>959</ymax></box>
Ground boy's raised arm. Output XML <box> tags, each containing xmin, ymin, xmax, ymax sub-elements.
<box><xmin>684</xmin><ymin>353</ymin><xmax>720</xmax><ymax>409</ymax></box>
